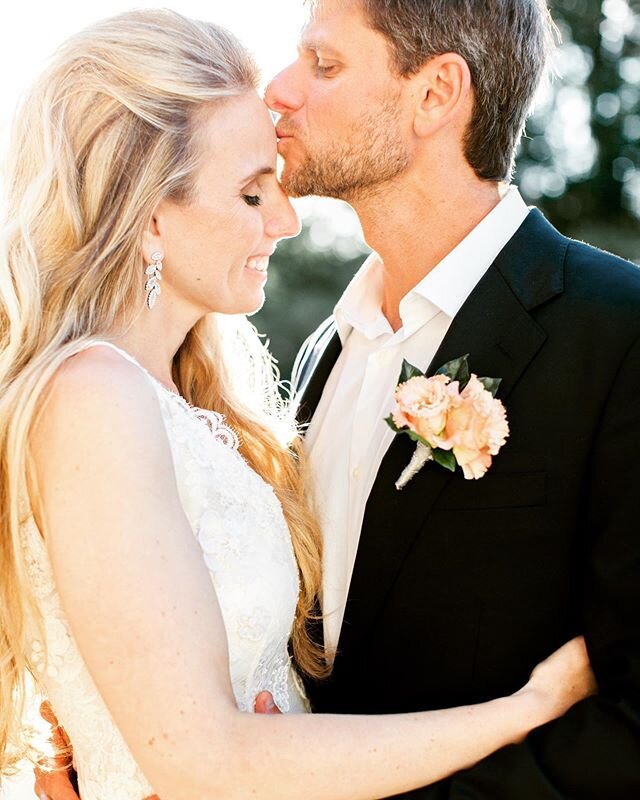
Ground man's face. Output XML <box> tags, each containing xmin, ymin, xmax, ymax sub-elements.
<box><xmin>265</xmin><ymin>0</ymin><xmax>410</xmax><ymax>201</ymax></box>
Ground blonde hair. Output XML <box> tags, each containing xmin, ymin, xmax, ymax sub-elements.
<box><xmin>0</xmin><ymin>8</ymin><xmax>326</xmax><ymax>773</ymax></box>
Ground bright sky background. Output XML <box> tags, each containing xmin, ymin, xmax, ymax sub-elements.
<box><xmin>0</xmin><ymin>0</ymin><xmax>307</xmax><ymax>110</ymax></box>
<box><xmin>0</xmin><ymin>0</ymin><xmax>364</xmax><ymax>242</ymax></box>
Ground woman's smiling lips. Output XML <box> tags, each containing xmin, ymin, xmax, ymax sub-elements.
<box><xmin>245</xmin><ymin>255</ymin><xmax>270</xmax><ymax>273</ymax></box>
<box><xmin>244</xmin><ymin>253</ymin><xmax>273</xmax><ymax>282</ymax></box>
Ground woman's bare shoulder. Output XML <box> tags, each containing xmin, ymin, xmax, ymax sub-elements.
<box><xmin>32</xmin><ymin>344</ymin><xmax>168</xmax><ymax>473</ymax></box>
<box><xmin>48</xmin><ymin>344</ymin><xmax>152</xmax><ymax>404</ymax></box>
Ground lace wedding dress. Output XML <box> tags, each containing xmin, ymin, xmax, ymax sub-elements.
<box><xmin>21</xmin><ymin>342</ymin><xmax>308</xmax><ymax>800</ymax></box>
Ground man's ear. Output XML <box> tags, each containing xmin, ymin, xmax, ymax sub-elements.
<box><xmin>411</xmin><ymin>53</ymin><xmax>473</xmax><ymax>139</ymax></box>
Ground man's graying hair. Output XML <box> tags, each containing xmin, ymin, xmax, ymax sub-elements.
<box><xmin>311</xmin><ymin>0</ymin><xmax>557</xmax><ymax>181</ymax></box>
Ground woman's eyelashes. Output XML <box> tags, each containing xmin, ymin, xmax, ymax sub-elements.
<box><xmin>243</xmin><ymin>193</ymin><xmax>262</xmax><ymax>207</ymax></box>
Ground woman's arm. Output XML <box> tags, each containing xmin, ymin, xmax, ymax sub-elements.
<box><xmin>30</xmin><ymin>347</ymin><xmax>593</xmax><ymax>800</ymax></box>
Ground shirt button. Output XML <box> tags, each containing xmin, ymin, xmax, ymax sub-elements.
<box><xmin>352</xmin><ymin>466</ymin><xmax>360</xmax><ymax>479</ymax></box>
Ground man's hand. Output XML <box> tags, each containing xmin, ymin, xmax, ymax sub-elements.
<box><xmin>254</xmin><ymin>691</ymin><xmax>282</xmax><ymax>714</ymax></box>
<box><xmin>33</xmin><ymin>702</ymin><xmax>78</xmax><ymax>800</ymax></box>
<box><xmin>34</xmin><ymin>693</ymin><xmax>280</xmax><ymax>800</ymax></box>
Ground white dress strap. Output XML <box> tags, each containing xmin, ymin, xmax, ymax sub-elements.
<box><xmin>74</xmin><ymin>339</ymin><xmax>154</xmax><ymax>372</ymax></box>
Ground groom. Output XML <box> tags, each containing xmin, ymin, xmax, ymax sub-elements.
<box><xmin>266</xmin><ymin>0</ymin><xmax>640</xmax><ymax>797</ymax></box>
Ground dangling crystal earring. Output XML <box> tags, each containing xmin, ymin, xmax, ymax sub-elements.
<box><xmin>145</xmin><ymin>251</ymin><xmax>163</xmax><ymax>310</ymax></box>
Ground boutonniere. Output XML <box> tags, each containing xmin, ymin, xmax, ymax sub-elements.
<box><xmin>385</xmin><ymin>355</ymin><xmax>509</xmax><ymax>490</ymax></box>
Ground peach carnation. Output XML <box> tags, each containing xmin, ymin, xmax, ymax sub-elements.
<box><xmin>392</xmin><ymin>374</ymin><xmax>459</xmax><ymax>448</ymax></box>
<box><xmin>440</xmin><ymin>375</ymin><xmax>509</xmax><ymax>480</ymax></box>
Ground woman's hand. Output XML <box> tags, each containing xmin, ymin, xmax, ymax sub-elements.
<box><xmin>515</xmin><ymin>636</ymin><xmax>597</xmax><ymax>736</ymax></box>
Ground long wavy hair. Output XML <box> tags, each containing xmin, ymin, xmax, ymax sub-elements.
<box><xmin>0</xmin><ymin>8</ymin><xmax>327</xmax><ymax>774</ymax></box>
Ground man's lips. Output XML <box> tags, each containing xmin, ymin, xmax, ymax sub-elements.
<box><xmin>276</xmin><ymin>128</ymin><xmax>294</xmax><ymax>139</ymax></box>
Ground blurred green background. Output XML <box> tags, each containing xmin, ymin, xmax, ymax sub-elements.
<box><xmin>254</xmin><ymin>0</ymin><xmax>640</xmax><ymax>379</ymax></box>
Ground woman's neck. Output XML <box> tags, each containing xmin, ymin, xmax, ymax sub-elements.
<box><xmin>106</xmin><ymin>303</ymin><xmax>200</xmax><ymax>391</ymax></box>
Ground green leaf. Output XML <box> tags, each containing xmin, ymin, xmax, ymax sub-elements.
<box><xmin>385</xmin><ymin>415</ymin><xmax>402</xmax><ymax>433</ymax></box>
<box><xmin>436</xmin><ymin>354</ymin><xmax>470</xmax><ymax>387</ymax></box>
<box><xmin>406</xmin><ymin>429</ymin><xmax>433</xmax><ymax>448</ymax></box>
<box><xmin>399</xmin><ymin>359</ymin><xmax>424</xmax><ymax>384</ymax></box>
<box><xmin>431</xmin><ymin>448</ymin><xmax>457</xmax><ymax>472</ymax></box>
<box><xmin>478</xmin><ymin>376</ymin><xmax>502</xmax><ymax>397</ymax></box>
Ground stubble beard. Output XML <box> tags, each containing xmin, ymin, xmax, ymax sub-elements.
<box><xmin>280</xmin><ymin>99</ymin><xmax>410</xmax><ymax>203</ymax></box>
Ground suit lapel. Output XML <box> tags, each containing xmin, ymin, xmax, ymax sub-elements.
<box><xmin>337</xmin><ymin>209</ymin><xmax>567</xmax><ymax>654</ymax></box>
<box><xmin>293</xmin><ymin>323</ymin><xmax>342</xmax><ymax>652</ymax></box>
<box><xmin>295</xmin><ymin>325</ymin><xmax>342</xmax><ymax>427</ymax></box>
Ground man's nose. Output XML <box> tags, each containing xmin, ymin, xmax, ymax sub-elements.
<box><xmin>265</xmin><ymin>64</ymin><xmax>303</xmax><ymax>114</ymax></box>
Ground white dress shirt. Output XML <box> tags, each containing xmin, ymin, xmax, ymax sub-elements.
<box><xmin>304</xmin><ymin>187</ymin><xmax>530</xmax><ymax>654</ymax></box>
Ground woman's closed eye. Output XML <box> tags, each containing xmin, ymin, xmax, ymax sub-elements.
<box><xmin>243</xmin><ymin>193</ymin><xmax>262</xmax><ymax>207</ymax></box>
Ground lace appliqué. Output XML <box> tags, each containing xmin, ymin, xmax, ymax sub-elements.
<box><xmin>193</xmin><ymin>409</ymin><xmax>239</xmax><ymax>449</ymax></box>
<box><xmin>116</xmin><ymin>352</ymin><xmax>241</xmax><ymax>451</ymax></box>
<box><xmin>155</xmin><ymin>382</ymin><xmax>305</xmax><ymax>717</ymax></box>
<box><xmin>243</xmin><ymin>634</ymin><xmax>293</xmax><ymax>714</ymax></box>
<box><xmin>22</xmin><ymin>522</ymin><xmax>84</xmax><ymax>684</ymax></box>
<box><xmin>170</xmin><ymin>396</ymin><xmax>240</xmax><ymax>451</ymax></box>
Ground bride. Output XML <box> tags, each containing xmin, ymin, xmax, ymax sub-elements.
<box><xmin>0</xmin><ymin>10</ymin><xmax>594</xmax><ymax>800</ymax></box>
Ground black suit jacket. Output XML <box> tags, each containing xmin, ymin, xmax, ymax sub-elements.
<box><xmin>293</xmin><ymin>210</ymin><xmax>640</xmax><ymax>798</ymax></box>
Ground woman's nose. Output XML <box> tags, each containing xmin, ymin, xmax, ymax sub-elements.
<box><xmin>266</xmin><ymin>192</ymin><xmax>301</xmax><ymax>241</ymax></box>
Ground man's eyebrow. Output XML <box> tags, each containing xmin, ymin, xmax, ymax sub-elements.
<box><xmin>240</xmin><ymin>166</ymin><xmax>275</xmax><ymax>184</ymax></box>
<box><xmin>298</xmin><ymin>39</ymin><xmax>343</xmax><ymax>58</ymax></box>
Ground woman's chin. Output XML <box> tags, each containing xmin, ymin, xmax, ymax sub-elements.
<box><xmin>246</xmin><ymin>292</ymin><xmax>266</xmax><ymax>316</ymax></box>
<box><xmin>210</xmin><ymin>292</ymin><xmax>266</xmax><ymax>317</ymax></box>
